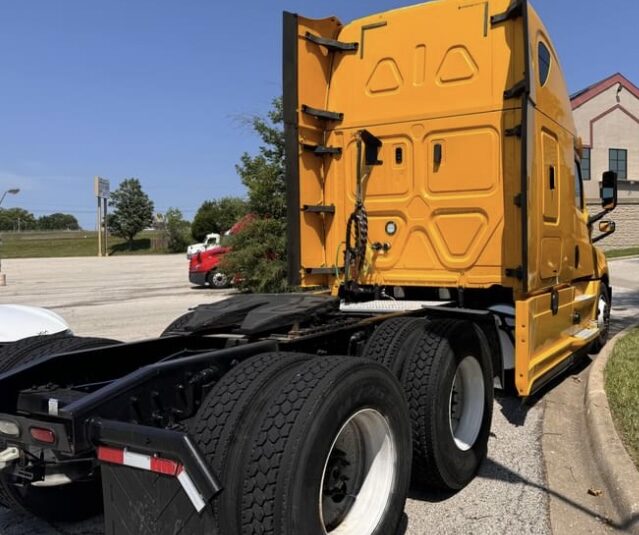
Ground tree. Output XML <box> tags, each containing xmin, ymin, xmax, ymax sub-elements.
<box><xmin>191</xmin><ymin>197</ymin><xmax>248</xmax><ymax>242</ymax></box>
<box><xmin>222</xmin><ymin>98</ymin><xmax>288</xmax><ymax>292</ymax></box>
<box><xmin>0</xmin><ymin>208</ymin><xmax>37</xmax><ymax>231</ymax></box>
<box><xmin>236</xmin><ymin>98</ymin><xmax>286</xmax><ymax>219</ymax></box>
<box><xmin>37</xmin><ymin>213</ymin><xmax>80</xmax><ymax>231</ymax></box>
<box><xmin>163</xmin><ymin>208</ymin><xmax>191</xmax><ymax>253</ymax></box>
<box><xmin>107</xmin><ymin>178</ymin><xmax>154</xmax><ymax>249</ymax></box>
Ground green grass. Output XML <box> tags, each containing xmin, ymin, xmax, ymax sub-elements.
<box><xmin>606</xmin><ymin>327</ymin><xmax>639</xmax><ymax>468</ymax></box>
<box><xmin>605</xmin><ymin>246</ymin><xmax>639</xmax><ymax>259</ymax></box>
<box><xmin>0</xmin><ymin>230</ymin><xmax>168</xmax><ymax>258</ymax></box>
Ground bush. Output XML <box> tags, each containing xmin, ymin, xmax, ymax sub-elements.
<box><xmin>164</xmin><ymin>208</ymin><xmax>191</xmax><ymax>253</ymax></box>
<box><xmin>221</xmin><ymin>218</ymin><xmax>287</xmax><ymax>293</ymax></box>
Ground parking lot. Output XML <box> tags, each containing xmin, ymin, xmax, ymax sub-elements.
<box><xmin>0</xmin><ymin>255</ymin><xmax>637</xmax><ymax>534</ymax></box>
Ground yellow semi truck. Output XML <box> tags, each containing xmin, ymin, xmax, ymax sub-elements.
<box><xmin>286</xmin><ymin>0</ymin><xmax>618</xmax><ymax>397</ymax></box>
<box><xmin>0</xmin><ymin>1</ymin><xmax>618</xmax><ymax>534</ymax></box>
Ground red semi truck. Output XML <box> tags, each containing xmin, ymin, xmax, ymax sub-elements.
<box><xmin>189</xmin><ymin>245</ymin><xmax>231</xmax><ymax>288</ymax></box>
<box><xmin>188</xmin><ymin>214</ymin><xmax>255</xmax><ymax>288</ymax></box>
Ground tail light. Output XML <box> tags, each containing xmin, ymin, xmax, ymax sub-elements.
<box><xmin>30</xmin><ymin>427</ymin><xmax>56</xmax><ymax>444</ymax></box>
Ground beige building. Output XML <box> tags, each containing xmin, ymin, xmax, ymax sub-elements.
<box><xmin>572</xmin><ymin>73</ymin><xmax>639</xmax><ymax>248</ymax></box>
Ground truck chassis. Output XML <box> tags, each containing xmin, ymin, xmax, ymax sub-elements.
<box><xmin>0</xmin><ymin>293</ymin><xmax>518</xmax><ymax>533</ymax></box>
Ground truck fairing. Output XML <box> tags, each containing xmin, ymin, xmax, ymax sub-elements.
<box><xmin>285</xmin><ymin>0</ymin><xmax>599</xmax><ymax>297</ymax></box>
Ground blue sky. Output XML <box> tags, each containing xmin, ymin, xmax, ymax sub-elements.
<box><xmin>0</xmin><ymin>0</ymin><xmax>636</xmax><ymax>229</ymax></box>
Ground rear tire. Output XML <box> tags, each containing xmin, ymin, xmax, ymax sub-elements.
<box><xmin>190</xmin><ymin>351</ymin><xmax>313</xmax><ymax>533</ymax></box>
<box><xmin>0</xmin><ymin>335</ymin><xmax>120</xmax><ymax>521</ymax></box>
<box><xmin>236</xmin><ymin>357</ymin><xmax>412</xmax><ymax>535</ymax></box>
<box><xmin>363</xmin><ymin>317</ymin><xmax>426</xmax><ymax>376</ymax></box>
<box><xmin>100</xmin><ymin>352</ymin><xmax>314</xmax><ymax>534</ymax></box>
<box><xmin>101</xmin><ymin>356</ymin><xmax>412</xmax><ymax>534</ymax></box>
<box><xmin>0</xmin><ymin>334</ymin><xmax>119</xmax><ymax>373</ymax></box>
<box><xmin>0</xmin><ymin>331</ymin><xmax>70</xmax><ymax>373</ymax></box>
<box><xmin>401</xmin><ymin>319</ymin><xmax>493</xmax><ymax>491</ymax></box>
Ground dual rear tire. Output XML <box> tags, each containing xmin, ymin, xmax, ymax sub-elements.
<box><xmin>364</xmin><ymin>317</ymin><xmax>494</xmax><ymax>491</ymax></box>
<box><xmin>191</xmin><ymin>353</ymin><xmax>412</xmax><ymax>535</ymax></box>
<box><xmin>100</xmin><ymin>353</ymin><xmax>411</xmax><ymax>535</ymax></box>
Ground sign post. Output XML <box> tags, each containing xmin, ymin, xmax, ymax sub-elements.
<box><xmin>94</xmin><ymin>177</ymin><xmax>110</xmax><ymax>257</ymax></box>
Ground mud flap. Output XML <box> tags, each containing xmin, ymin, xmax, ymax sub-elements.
<box><xmin>102</xmin><ymin>465</ymin><xmax>214</xmax><ymax>535</ymax></box>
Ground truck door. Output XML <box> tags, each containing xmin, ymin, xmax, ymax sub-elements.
<box><xmin>526</xmin><ymin>11</ymin><xmax>581</xmax><ymax>291</ymax></box>
<box><xmin>500</xmin><ymin>1</ymin><xmax>600</xmax><ymax>395</ymax></box>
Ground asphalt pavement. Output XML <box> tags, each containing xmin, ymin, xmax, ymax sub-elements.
<box><xmin>0</xmin><ymin>254</ymin><xmax>636</xmax><ymax>535</ymax></box>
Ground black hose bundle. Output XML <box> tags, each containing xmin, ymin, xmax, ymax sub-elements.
<box><xmin>343</xmin><ymin>129</ymin><xmax>381</xmax><ymax>291</ymax></box>
<box><xmin>345</xmin><ymin>204</ymin><xmax>368</xmax><ymax>279</ymax></box>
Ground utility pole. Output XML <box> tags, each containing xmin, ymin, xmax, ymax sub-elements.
<box><xmin>97</xmin><ymin>197</ymin><xmax>102</xmax><ymax>257</ymax></box>
<box><xmin>94</xmin><ymin>177</ymin><xmax>110</xmax><ymax>256</ymax></box>
<box><xmin>104</xmin><ymin>195</ymin><xmax>108</xmax><ymax>253</ymax></box>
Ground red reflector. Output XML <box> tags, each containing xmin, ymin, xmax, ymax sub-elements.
<box><xmin>150</xmin><ymin>457</ymin><xmax>181</xmax><ymax>476</ymax></box>
<box><xmin>30</xmin><ymin>427</ymin><xmax>56</xmax><ymax>444</ymax></box>
<box><xmin>97</xmin><ymin>446</ymin><xmax>125</xmax><ymax>465</ymax></box>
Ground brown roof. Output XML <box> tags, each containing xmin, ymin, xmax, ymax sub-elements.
<box><xmin>570</xmin><ymin>73</ymin><xmax>639</xmax><ymax>110</ymax></box>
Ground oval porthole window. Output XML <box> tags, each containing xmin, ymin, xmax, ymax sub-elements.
<box><xmin>538</xmin><ymin>42</ymin><xmax>551</xmax><ymax>86</ymax></box>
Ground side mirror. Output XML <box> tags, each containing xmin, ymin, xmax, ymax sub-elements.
<box><xmin>598</xmin><ymin>220</ymin><xmax>616</xmax><ymax>234</ymax></box>
<box><xmin>600</xmin><ymin>170</ymin><xmax>618</xmax><ymax>210</ymax></box>
<box><xmin>593</xmin><ymin>218</ymin><xmax>617</xmax><ymax>244</ymax></box>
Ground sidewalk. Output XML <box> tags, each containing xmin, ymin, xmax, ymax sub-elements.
<box><xmin>543</xmin><ymin>325</ymin><xmax>639</xmax><ymax>534</ymax></box>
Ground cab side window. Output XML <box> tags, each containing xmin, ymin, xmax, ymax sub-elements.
<box><xmin>538</xmin><ymin>42</ymin><xmax>551</xmax><ymax>86</ymax></box>
<box><xmin>574</xmin><ymin>161</ymin><xmax>584</xmax><ymax>210</ymax></box>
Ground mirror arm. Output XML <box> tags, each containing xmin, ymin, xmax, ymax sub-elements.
<box><xmin>588</xmin><ymin>209</ymin><xmax>610</xmax><ymax>227</ymax></box>
<box><xmin>592</xmin><ymin>229</ymin><xmax>616</xmax><ymax>244</ymax></box>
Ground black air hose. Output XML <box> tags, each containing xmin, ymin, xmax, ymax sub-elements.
<box><xmin>345</xmin><ymin>204</ymin><xmax>368</xmax><ymax>278</ymax></box>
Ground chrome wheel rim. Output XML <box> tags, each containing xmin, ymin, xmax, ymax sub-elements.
<box><xmin>449</xmin><ymin>356</ymin><xmax>485</xmax><ymax>452</ymax></box>
<box><xmin>597</xmin><ymin>294</ymin><xmax>609</xmax><ymax>333</ymax></box>
<box><xmin>319</xmin><ymin>409</ymin><xmax>396</xmax><ymax>534</ymax></box>
<box><xmin>210</xmin><ymin>272</ymin><xmax>227</xmax><ymax>288</ymax></box>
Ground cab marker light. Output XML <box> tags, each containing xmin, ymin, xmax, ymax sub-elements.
<box><xmin>97</xmin><ymin>446</ymin><xmax>206</xmax><ymax>512</ymax></box>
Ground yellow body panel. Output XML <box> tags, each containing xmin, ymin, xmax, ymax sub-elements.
<box><xmin>293</xmin><ymin>0</ymin><xmax>523</xmax><ymax>289</ymax></box>
<box><xmin>515</xmin><ymin>280</ymin><xmax>600</xmax><ymax>396</ymax></box>
<box><xmin>285</xmin><ymin>0</ymin><xmax>610</xmax><ymax>395</ymax></box>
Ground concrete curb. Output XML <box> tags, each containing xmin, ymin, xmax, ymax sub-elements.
<box><xmin>607</xmin><ymin>254</ymin><xmax>639</xmax><ymax>262</ymax></box>
<box><xmin>586</xmin><ymin>326</ymin><xmax>639</xmax><ymax>533</ymax></box>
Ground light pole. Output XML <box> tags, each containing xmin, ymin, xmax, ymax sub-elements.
<box><xmin>0</xmin><ymin>188</ymin><xmax>19</xmax><ymax>208</ymax></box>
<box><xmin>0</xmin><ymin>188</ymin><xmax>20</xmax><ymax>286</ymax></box>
